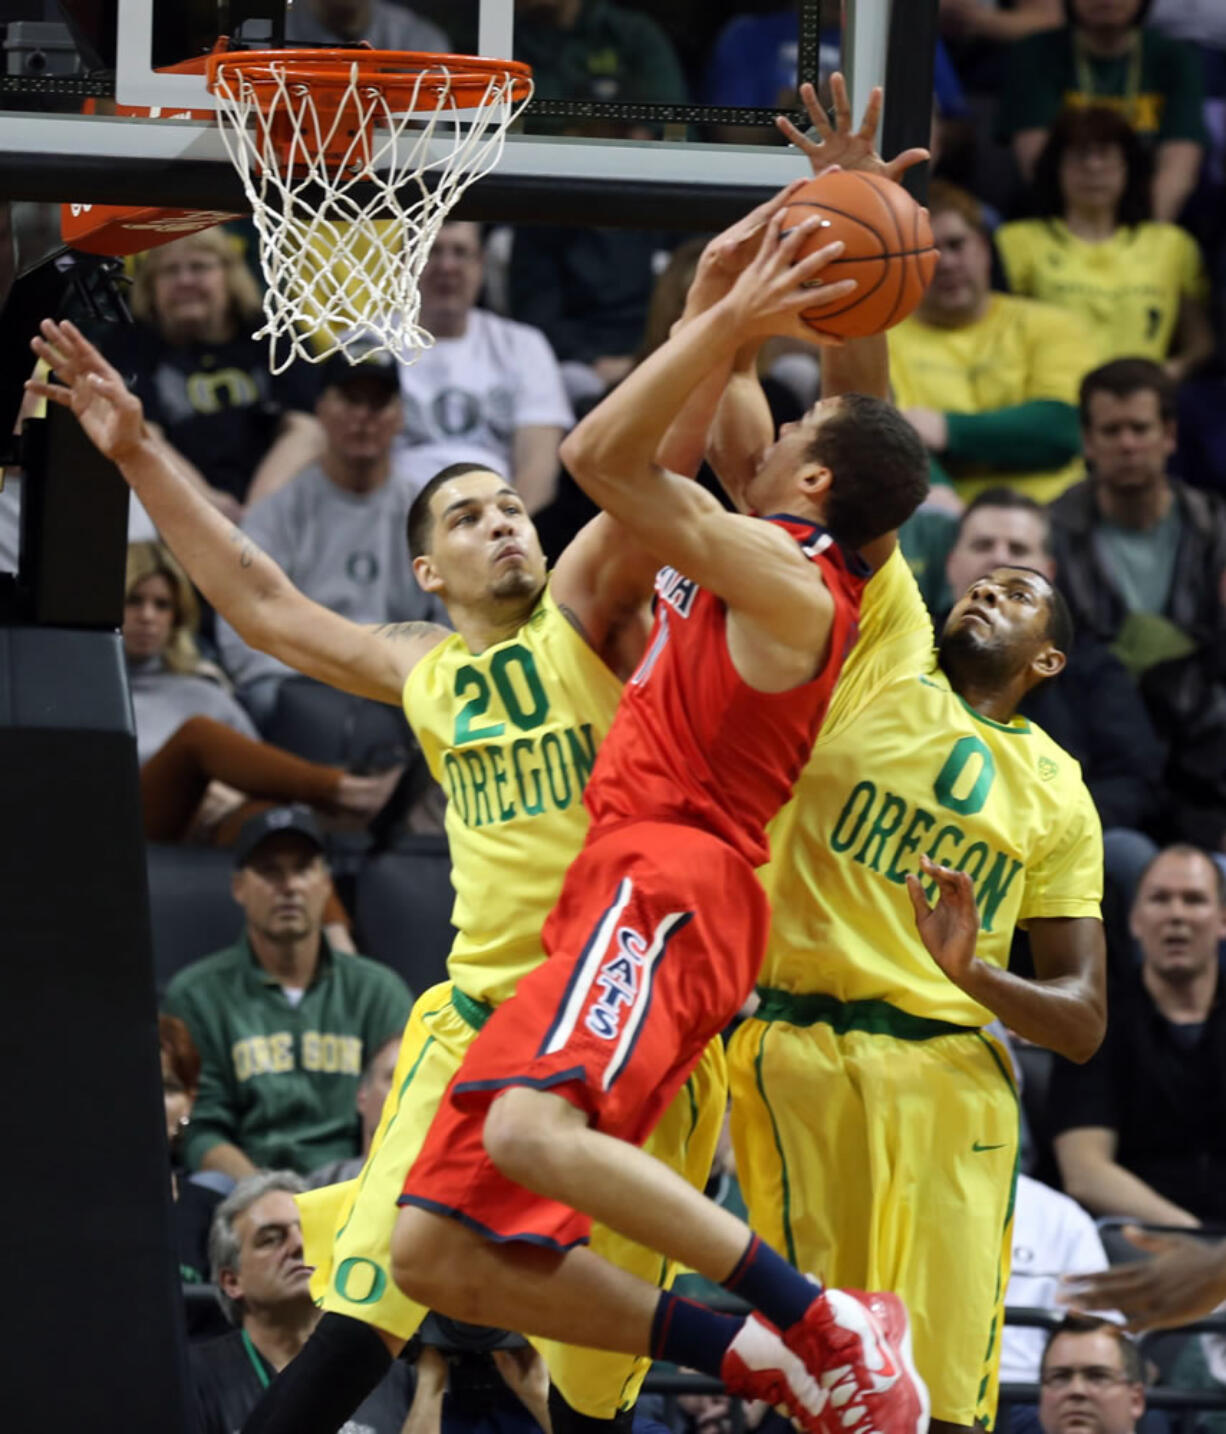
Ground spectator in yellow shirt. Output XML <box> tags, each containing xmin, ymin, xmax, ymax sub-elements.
<box><xmin>888</xmin><ymin>181</ymin><xmax>1097</xmax><ymax>504</ymax></box>
<box><xmin>997</xmin><ymin>106</ymin><xmax>1214</xmax><ymax>380</ymax></box>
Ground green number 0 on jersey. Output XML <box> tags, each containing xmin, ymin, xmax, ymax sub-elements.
<box><xmin>933</xmin><ymin>735</ymin><xmax>997</xmax><ymax>817</ymax></box>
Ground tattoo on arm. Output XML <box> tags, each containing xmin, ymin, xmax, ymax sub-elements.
<box><xmin>557</xmin><ymin>603</ymin><xmax>595</xmax><ymax>646</ymax></box>
<box><xmin>227</xmin><ymin>526</ymin><xmax>258</xmax><ymax>569</ymax></box>
<box><xmin>370</xmin><ymin>620</ymin><xmax>446</xmax><ymax>643</ymax></box>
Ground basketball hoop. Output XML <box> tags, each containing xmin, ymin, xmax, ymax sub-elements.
<box><xmin>203</xmin><ymin>44</ymin><xmax>533</xmax><ymax>372</ymax></box>
<box><xmin>61</xmin><ymin>44</ymin><xmax>533</xmax><ymax>373</ymax></box>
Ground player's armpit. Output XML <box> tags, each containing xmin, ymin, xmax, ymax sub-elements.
<box><xmin>551</xmin><ymin>513</ymin><xmax>661</xmax><ymax>677</ymax></box>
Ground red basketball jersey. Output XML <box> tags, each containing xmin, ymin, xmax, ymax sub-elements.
<box><xmin>584</xmin><ymin>516</ymin><xmax>869</xmax><ymax>868</ymax></box>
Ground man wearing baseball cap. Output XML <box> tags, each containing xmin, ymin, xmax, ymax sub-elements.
<box><xmin>164</xmin><ymin>806</ymin><xmax>413</xmax><ymax>1181</ymax></box>
<box><xmin>217</xmin><ymin>351</ymin><xmax>449</xmax><ymax>726</ymax></box>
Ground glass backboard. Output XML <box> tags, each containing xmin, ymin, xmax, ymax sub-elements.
<box><xmin>0</xmin><ymin>0</ymin><xmax>934</xmax><ymax>228</ymax></box>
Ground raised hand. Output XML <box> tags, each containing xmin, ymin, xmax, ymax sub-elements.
<box><xmin>26</xmin><ymin>318</ymin><xmax>147</xmax><ymax>465</ymax></box>
<box><xmin>683</xmin><ymin>177</ymin><xmax>812</xmax><ymax>316</ymax></box>
<box><xmin>721</xmin><ymin>210</ymin><xmax>855</xmax><ymax>346</ymax></box>
<box><xmin>906</xmin><ymin>852</ymin><xmax>980</xmax><ymax>987</ymax></box>
<box><xmin>776</xmin><ymin>73</ymin><xmax>929</xmax><ymax>184</ymax></box>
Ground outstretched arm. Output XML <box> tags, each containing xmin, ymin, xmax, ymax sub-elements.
<box><xmin>1061</xmin><ymin>1229</ymin><xmax>1226</xmax><ymax>1332</ymax></box>
<box><xmin>906</xmin><ymin>854</ymin><xmax>1107</xmax><ymax>1063</ymax></box>
<box><xmin>28</xmin><ymin>321</ymin><xmax>446</xmax><ymax>705</ymax></box>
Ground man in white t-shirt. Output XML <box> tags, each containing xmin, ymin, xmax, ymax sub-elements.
<box><xmin>1003</xmin><ymin>1173</ymin><xmax>1112</xmax><ymax>1388</ymax></box>
<box><xmin>398</xmin><ymin>222</ymin><xmax>573</xmax><ymax>511</ymax></box>
<box><xmin>217</xmin><ymin>350</ymin><xmax>448</xmax><ymax>720</ymax></box>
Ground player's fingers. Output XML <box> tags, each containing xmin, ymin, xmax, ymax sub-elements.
<box><xmin>830</xmin><ymin>73</ymin><xmax>853</xmax><ymax>132</ymax></box>
<box><xmin>904</xmin><ymin>872</ymin><xmax>931</xmax><ymax>922</ymax></box>
<box><xmin>41</xmin><ymin>316</ymin><xmax>85</xmax><ymax>361</ymax></box>
<box><xmin>790</xmin><ymin>278</ymin><xmax>855</xmax><ymax>315</ymax></box>
<box><xmin>776</xmin><ymin>114</ymin><xmax>818</xmax><ymax>153</ymax></box>
<box><xmin>86</xmin><ymin>369</ymin><xmax>132</xmax><ymax>404</ymax></box>
<box><xmin>1123</xmin><ymin>1226</ymin><xmax>1178</xmax><ymax>1255</ymax></box>
<box><xmin>30</xmin><ymin>333</ymin><xmax>73</xmax><ymax>373</ymax></box>
<box><xmin>741</xmin><ymin>178</ymin><xmax>809</xmax><ymax>239</ymax></box>
<box><xmin>857</xmin><ymin>84</ymin><xmax>883</xmax><ymax>140</ymax></box>
<box><xmin>775</xmin><ymin>218</ymin><xmax>830</xmax><ymax>266</ymax></box>
<box><xmin>798</xmin><ymin>80</ymin><xmax>832</xmax><ymax>138</ymax></box>
<box><xmin>919</xmin><ymin>852</ymin><xmax>946</xmax><ymax>881</ymax></box>
<box><xmin>884</xmin><ymin>148</ymin><xmax>931</xmax><ymax>181</ymax></box>
<box><xmin>786</xmin><ymin>236</ymin><xmax>844</xmax><ymax>282</ymax></box>
<box><xmin>23</xmin><ymin>379</ymin><xmax>72</xmax><ymax>407</ymax></box>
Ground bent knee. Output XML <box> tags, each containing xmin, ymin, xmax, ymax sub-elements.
<box><xmin>390</xmin><ymin>1206</ymin><xmax>450</xmax><ymax>1304</ymax></box>
<box><xmin>390</xmin><ymin>1207</ymin><xmax>488</xmax><ymax>1321</ymax></box>
<box><xmin>482</xmin><ymin>1085</ymin><xmax>576</xmax><ymax>1182</ymax></box>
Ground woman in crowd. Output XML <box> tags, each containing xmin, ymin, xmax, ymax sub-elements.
<box><xmin>161</xmin><ymin>1012</ymin><xmax>220</xmax><ymax>1285</ymax></box>
<box><xmin>126</xmin><ymin>540</ymin><xmax>399</xmax><ymax>850</ymax></box>
<box><xmin>996</xmin><ymin>105</ymin><xmax>1215</xmax><ymax>380</ymax></box>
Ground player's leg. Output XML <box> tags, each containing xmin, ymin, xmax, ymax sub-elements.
<box><xmin>539</xmin><ymin>1040</ymin><xmax>728</xmax><ymax>1425</ymax></box>
<box><xmin>241</xmin><ymin>984</ymin><xmax>469</xmax><ymax>1434</ymax></box>
<box><xmin>398</xmin><ymin>829</ymin><xmax>926</xmax><ymax>1427</ymax></box>
<box><xmin>731</xmin><ymin>1008</ymin><xmax>1015</xmax><ymax>1432</ymax></box>
<box><xmin>390</xmin><ymin>1201</ymin><xmax>832</xmax><ymax>1434</ymax></box>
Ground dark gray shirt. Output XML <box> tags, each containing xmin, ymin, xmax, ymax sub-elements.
<box><xmin>217</xmin><ymin>462</ymin><xmax>448</xmax><ymax>688</ymax></box>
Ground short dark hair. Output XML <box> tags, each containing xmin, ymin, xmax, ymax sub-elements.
<box><xmin>926</xmin><ymin>179</ymin><xmax>988</xmax><ymax>235</ymax></box>
<box><xmin>1136</xmin><ymin>843</ymin><xmax>1226</xmax><ymax>907</ymax></box>
<box><xmin>956</xmin><ymin>487</ymin><xmax>1052</xmax><ymax>552</ymax></box>
<box><xmin>406</xmin><ymin>463</ymin><xmax>501</xmax><ymax>560</ymax></box>
<box><xmin>1031</xmin><ymin>106</ymin><xmax>1152</xmax><ymax>227</ymax></box>
<box><xmin>809</xmin><ymin>395</ymin><xmax>929</xmax><ymax>550</ymax></box>
<box><xmin>1079</xmin><ymin>358</ymin><xmax>1177</xmax><ymax>428</ymax></box>
<box><xmin>1044</xmin><ymin>578</ymin><xmax>1075</xmax><ymax>656</ymax></box>
<box><xmin>1041</xmin><ymin>1314</ymin><xmax>1143</xmax><ymax>1385</ymax></box>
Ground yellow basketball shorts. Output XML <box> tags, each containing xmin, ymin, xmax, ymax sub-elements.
<box><xmin>728</xmin><ymin>993</ymin><xmax>1019</xmax><ymax>1429</ymax></box>
<box><xmin>298</xmin><ymin>980</ymin><xmax>727</xmax><ymax>1419</ymax></box>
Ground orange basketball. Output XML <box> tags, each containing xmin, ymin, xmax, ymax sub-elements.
<box><xmin>780</xmin><ymin>169</ymin><xmax>937</xmax><ymax>339</ymax></box>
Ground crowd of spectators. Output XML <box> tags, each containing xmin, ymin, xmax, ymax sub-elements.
<box><xmin>6</xmin><ymin>0</ymin><xmax>1226</xmax><ymax>1428</ymax></box>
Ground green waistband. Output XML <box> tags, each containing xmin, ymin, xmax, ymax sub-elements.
<box><xmin>754</xmin><ymin>987</ymin><xmax>979</xmax><ymax>1041</ymax></box>
<box><xmin>452</xmin><ymin>986</ymin><xmax>495</xmax><ymax>1032</ymax></box>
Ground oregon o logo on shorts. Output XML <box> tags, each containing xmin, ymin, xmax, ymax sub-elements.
<box><xmin>334</xmin><ymin>1256</ymin><xmax>387</xmax><ymax>1305</ymax></box>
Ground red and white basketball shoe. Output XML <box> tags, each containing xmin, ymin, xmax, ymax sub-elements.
<box><xmin>785</xmin><ymin>1288</ymin><xmax>929</xmax><ymax>1434</ymax></box>
<box><xmin>721</xmin><ymin>1312</ymin><xmax>830</xmax><ymax>1434</ymax></box>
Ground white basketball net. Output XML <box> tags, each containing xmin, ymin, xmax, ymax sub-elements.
<box><xmin>210</xmin><ymin>57</ymin><xmax>532</xmax><ymax>373</ymax></box>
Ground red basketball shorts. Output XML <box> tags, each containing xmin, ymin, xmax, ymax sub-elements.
<box><xmin>399</xmin><ymin>820</ymin><xmax>769</xmax><ymax>1248</ymax></box>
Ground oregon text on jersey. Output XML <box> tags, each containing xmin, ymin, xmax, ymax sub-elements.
<box><xmin>441</xmin><ymin>720</ymin><xmax>599</xmax><ymax>828</ymax></box>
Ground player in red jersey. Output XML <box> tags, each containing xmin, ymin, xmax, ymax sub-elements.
<box><xmin>381</xmin><ymin>203</ymin><xmax>934</xmax><ymax>1433</ymax></box>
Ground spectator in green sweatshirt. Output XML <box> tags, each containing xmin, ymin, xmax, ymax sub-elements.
<box><xmin>165</xmin><ymin>806</ymin><xmax>413</xmax><ymax>1179</ymax></box>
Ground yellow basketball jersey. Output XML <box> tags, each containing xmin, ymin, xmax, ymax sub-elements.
<box><xmin>762</xmin><ymin>552</ymin><xmax>1102</xmax><ymax>1024</ymax></box>
<box><xmin>995</xmin><ymin>219</ymin><xmax>1208</xmax><ymax>365</ymax></box>
<box><xmin>887</xmin><ymin>292</ymin><xmax>1095</xmax><ymax>504</ymax></box>
<box><xmin>403</xmin><ymin>581</ymin><xmax>622</xmax><ymax>1007</ymax></box>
